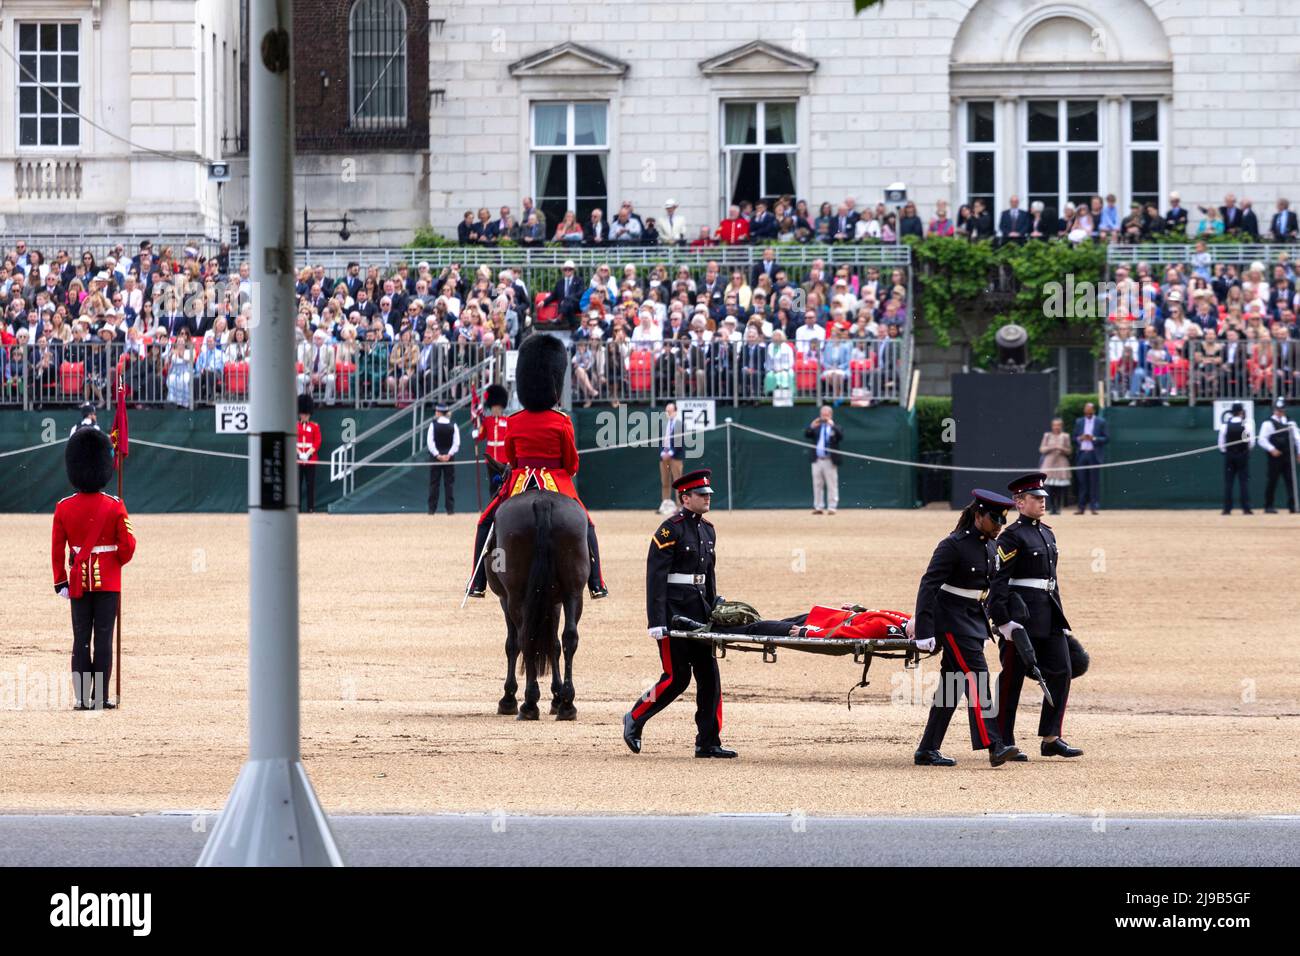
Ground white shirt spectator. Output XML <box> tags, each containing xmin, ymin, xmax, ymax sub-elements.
<box><xmin>795</xmin><ymin>322</ymin><xmax>827</xmax><ymax>355</ymax></box>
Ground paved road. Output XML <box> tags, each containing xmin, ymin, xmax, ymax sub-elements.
<box><xmin>1</xmin><ymin>814</ymin><xmax>1297</xmax><ymax>866</ymax></box>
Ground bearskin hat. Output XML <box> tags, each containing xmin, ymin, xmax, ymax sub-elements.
<box><xmin>298</xmin><ymin>393</ymin><xmax>315</xmax><ymax>415</ymax></box>
<box><xmin>66</xmin><ymin>427</ymin><xmax>114</xmax><ymax>493</ymax></box>
<box><xmin>484</xmin><ymin>383</ymin><xmax>510</xmax><ymax>409</ymax></box>
<box><xmin>1067</xmin><ymin>634</ymin><xmax>1089</xmax><ymax>677</ymax></box>
<box><xmin>514</xmin><ymin>334</ymin><xmax>567</xmax><ymax>411</ymax></box>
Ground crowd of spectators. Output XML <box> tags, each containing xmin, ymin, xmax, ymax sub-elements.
<box><xmin>449</xmin><ymin>191</ymin><xmax>1300</xmax><ymax>247</ymax></box>
<box><xmin>1105</xmin><ymin>256</ymin><xmax>1300</xmax><ymax>402</ymax></box>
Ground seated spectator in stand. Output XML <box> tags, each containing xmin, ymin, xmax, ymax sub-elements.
<box><xmin>585</xmin><ymin>207</ymin><xmax>608</xmax><ymax>245</ymax></box>
<box><xmin>820</xmin><ymin>325</ymin><xmax>853</xmax><ymax>396</ymax></box>
<box><xmin>468</xmin><ymin>207</ymin><xmax>492</xmax><ymax>243</ymax></box>
<box><xmin>1099</xmin><ymin>194</ymin><xmax>1121</xmax><ymax>239</ymax></box>
<box><xmin>928</xmin><ymin>201</ymin><xmax>955</xmax><ymax>237</ymax></box>
<box><xmin>764</xmin><ymin>329</ymin><xmax>794</xmax><ymax>394</ymax></box>
<box><xmin>880</xmin><ymin>213</ymin><xmax>898</xmax><ymax>242</ymax></box>
<box><xmin>794</xmin><ymin>308</ymin><xmax>826</xmax><ymax>356</ymax></box>
<box><xmin>519</xmin><ymin>213</ymin><xmax>546</xmax><ymax>246</ymax></box>
<box><xmin>814</xmin><ymin>201</ymin><xmax>834</xmax><ymax>241</ymax></box>
<box><xmin>1240</xmin><ymin>199</ymin><xmax>1260</xmax><ymax>241</ymax></box>
<box><xmin>1197</xmin><ymin>204</ymin><xmax>1225</xmax><ymax>236</ymax></box>
<box><xmin>552</xmin><ymin>210</ymin><xmax>585</xmax><ymax>244</ymax></box>
<box><xmin>195</xmin><ymin>331</ymin><xmax>225</xmax><ymax>401</ymax></box>
<box><xmin>854</xmin><ymin>210</ymin><xmax>882</xmax><ymax>241</ymax></box>
<box><xmin>750</xmin><ymin>201</ymin><xmax>778</xmax><ymax>241</ymax></box>
<box><xmin>716</xmin><ymin>206</ymin><xmax>750</xmax><ymax>245</ymax></box>
<box><xmin>690</xmin><ymin>226</ymin><xmax>718</xmax><ymax>248</ymax></box>
<box><xmin>610</xmin><ymin>207</ymin><xmax>642</xmax><ymax>243</ymax></box>
<box><xmin>969</xmin><ymin>199</ymin><xmax>994</xmax><ymax>240</ymax></box>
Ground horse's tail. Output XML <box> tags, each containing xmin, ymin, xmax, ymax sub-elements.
<box><xmin>520</xmin><ymin>495</ymin><xmax>556</xmax><ymax>677</ymax></box>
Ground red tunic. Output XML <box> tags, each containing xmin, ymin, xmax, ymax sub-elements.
<box><xmin>474</xmin><ymin>414</ymin><xmax>509</xmax><ymax>465</ymax></box>
<box><xmin>297</xmin><ymin>420</ymin><xmax>322</xmax><ymax>463</ymax></box>
<box><xmin>478</xmin><ymin>408</ymin><xmax>585</xmax><ymax>524</ymax></box>
<box><xmin>52</xmin><ymin>492</ymin><xmax>137</xmax><ymax>596</ymax></box>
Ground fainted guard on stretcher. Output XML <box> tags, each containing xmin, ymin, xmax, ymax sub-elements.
<box><xmin>671</xmin><ymin>601</ymin><xmax>912</xmax><ymax>642</ymax></box>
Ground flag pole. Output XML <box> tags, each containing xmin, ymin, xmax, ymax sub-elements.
<box><xmin>115</xmin><ymin>441</ymin><xmax>123</xmax><ymax>707</ymax></box>
<box><xmin>112</xmin><ymin>370</ymin><xmax>127</xmax><ymax>708</ymax></box>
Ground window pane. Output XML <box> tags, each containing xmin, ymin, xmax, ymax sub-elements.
<box><xmin>40</xmin><ymin>89</ymin><xmax>57</xmax><ymax>113</ymax></box>
<box><xmin>573</xmin><ymin>104</ymin><xmax>606</xmax><ymax>146</ymax></box>
<box><xmin>540</xmin><ymin>198</ymin><xmax>568</xmax><ymax>231</ymax></box>
<box><xmin>19</xmin><ymin>118</ymin><xmax>37</xmax><ymax>146</ymax></box>
<box><xmin>764</xmin><ymin>152</ymin><xmax>795</xmax><ymax>197</ymax></box>
<box><xmin>535</xmin><ymin>153</ymin><xmax>567</xmax><ymax>200</ymax></box>
<box><xmin>1027</xmin><ymin>151</ymin><xmax>1060</xmax><ymax>211</ymax></box>
<box><xmin>1067</xmin><ymin>101</ymin><xmax>1098</xmax><ymax>142</ymax></box>
<box><xmin>1027</xmin><ymin>101</ymin><xmax>1058</xmax><ymax>142</ymax></box>
<box><xmin>62</xmin><ymin>87</ymin><xmax>79</xmax><ymax>112</ymax></box>
<box><xmin>40</xmin><ymin>54</ymin><xmax>58</xmax><ymax>82</ymax></box>
<box><xmin>1067</xmin><ymin>150</ymin><xmax>1098</xmax><ymax>203</ymax></box>
<box><xmin>764</xmin><ymin>102</ymin><xmax>796</xmax><ymax>146</ymax></box>
<box><xmin>61</xmin><ymin>24</ymin><xmax>78</xmax><ymax>51</ymax></box>
<box><xmin>19</xmin><ymin>86</ymin><xmax>37</xmax><ymax>113</ymax></box>
<box><xmin>575</xmin><ymin>198</ymin><xmax>605</xmax><ymax>224</ymax></box>
<box><xmin>20</xmin><ymin>54</ymin><xmax>37</xmax><ymax>79</ymax></box>
<box><xmin>967</xmin><ymin>101</ymin><xmax>995</xmax><ymax>143</ymax></box>
<box><xmin>39</xmin><ymin>23</ymin><xmax>57</xmax><ymax>49</ymax></box>
<box><xmin>1131</xmin><ymin>100</ymin><xmax>1158</xmax><ymax>141</ymax></box>
<box><xmin>729</xmin><ymin>152</ymin><xmax>761</xmax><ymax>205</ymax></box>
<box><xmin>19</xmin><ymin>23</ymin><xmax>37</xmax><ymax>51</ymax></box>
<box><xmin>724</xmin><ymin>103</ymin><xmax>757</xmax><ymax>145</ymax></box>
<box><xmin>40</xmin><ymin>117</ymin><xmax>57</xmax><ymax>145</ymax></box>
<box><xmin>533</xmin><ymin>103</ymin><xmax>567</xmax><ymax>147</ymax></box>
<box><xmin>1131</xmin><ymin>150</ymin><xmax>1159</xmax><ymax>196</ymax></box>
<box><xmin>968</xmin><ymin>151</ymin><xmax>994</xmax><ymax>197</ymax></box>
<box><xmin>61</xmin><ymin>117</ymin><xmax>78</xmax><ymax>146</ymax></box>
<box><xmin>62</xmin><ymin>54</ymin><xmax>78</xmax><ymax>83</ymax></box>
<box><xmin>574</xmin><ymin>152</ymin><xmax>608</xmax><ymax>199</ymax></box>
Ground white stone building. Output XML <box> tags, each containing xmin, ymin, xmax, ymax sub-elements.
<box><xmin>0</xmin><ymin>0</ymin><xmax>242</xmax><ymax>236</ymax></box>
<box><xmin>418</xmin><ymin>0</ymin><xmax>1298</xmax><ymax>240</ymax></box>
<box><xmin>3</xmin><ymin>0</ymin><xmax>1296</xmax><ymax>244</ymax></box>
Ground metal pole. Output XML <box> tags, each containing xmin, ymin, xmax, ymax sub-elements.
<box><xmin>198</xmin><ymin>0</ymin><xmax>341</xmax><ymax>867</ymax></box>
<box><xmin>725</xmin><ymin>417</ymin><xmax>733</xmax><ymax>512</ymax></box>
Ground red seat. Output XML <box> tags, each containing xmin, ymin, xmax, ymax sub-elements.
<box><xmin>224</xmin><ymin>361</ymin><xmax>250</xmax><ymax>396</ymax></box>
<box><xmin>1171</xmin><ymin>357</ymin><xmax>1189</xmax><ymax>390</ymax></box>
<box><xmin>335</xmin><ymin>361</ymin><xmax>356</xmax><ymax>397</ymax></box>
<box><xmin>60</xmin><ymin>361</ymin><xmax>85</xmax><ymax>395</ymax></box>
<box><xmin>794</xmin><ymin>354</ymin><xmax>818</xmax><ymax>391</ymax></box>
<box><xmin>850</xmin><ymin>357</ymin><xmax>875</xmax><ymax>389</ymax></box>
<box><xmin>534</xmin><ymin>292</ymin><xmax>559</xmax><ymax>326</ymax></box>
<box><xmin>628</xmin><ymin>349</ymin><xmax>653</xmax><ymax>392</ymax></box>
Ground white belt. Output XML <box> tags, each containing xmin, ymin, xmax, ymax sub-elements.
<box><xmin>71</xmin><ymin>545</ymin><xmax>117</xmax><ymax>554</ymax></box>
<box><xmin>667</xmin><ymin>573</ymin><xmax>707</xmax><ymax>586</ymax></box>
<box><xmin>940</xmin><ymin>583</ymin><xmax>987</xmax><ymax>601</ymax></box>
<box><xmin>1010</xmin><ymin>577</ymin><xmax>1056</xmax><ymax>591</ymax></box>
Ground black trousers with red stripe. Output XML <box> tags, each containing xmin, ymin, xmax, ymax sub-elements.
<box><xmin>628</xmin><ymin>636</ymin><xmax>722</xmax><ymax>748</ymax></box>
<box><xmin>70</xmin><ymin>591</ymin><xmax>118</xmax><ymax>705</ymax></box>
<box><xmin>919</xmin><ymin>632</ymin><xmax>1004</xmax><ymax>753</ymax></box>
<box><xmin>995</xmin><ymin>631</ymin><xmax>1071</xmax><ymax>742</ymax></box>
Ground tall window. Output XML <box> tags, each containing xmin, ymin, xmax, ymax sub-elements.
<box><xmin>17</xmin><ymin>23</ymin><xmax>80</xmax><ymax>147</ymax></box>
<box><xmin>723</xmin><ymin>100</ymin><xmax>797</xmax><ymax>209</ymax></box>
<box><xmin>532</xmin><ymin>102</ymin><xmax>609</xmax><ymax>228</ymax></box>
<box><xmin>962</xmin><ymin>100</ymin><xmax>996</xmax><ymax>212</ymax></box>
<box><xmin>349</xmin><ymin>0</ymin><xmax>407</xmax><ymax>130</ymax></box>
<box><xmin>1024</xmin><ymin>99</ymin><xmax>1100</xmax><ymax>217</ymax></box>
<box><xmin>1127</xmin><ymin>100</ymin><xmax>1160</xmax><ymax>209</ymax></box>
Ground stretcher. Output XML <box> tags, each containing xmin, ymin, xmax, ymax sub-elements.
<box><xmin>670</xmin><ymin>606</ymin><xmax>931</xmax><ymax>708</ymax></box>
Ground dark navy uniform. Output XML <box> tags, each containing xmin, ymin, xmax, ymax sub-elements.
<box><xmin>626</xmin><ymin>470</ymin><xmax>725</xmax><ymax>753</ymax></box>
<box><xmin>988</xmin><ymin>513</ymin><xmax>1072</xmax><ymax>743</ymax></box>
<box><xmin>915</xmin><ymin>490</ymin><xmax>1019</xmax><ymax>765</ymax></box>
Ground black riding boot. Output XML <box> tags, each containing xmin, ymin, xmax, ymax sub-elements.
<box><xmin>587</xmin><ymin>521</ymin><xmax>608</xmax><ymax>599</ymax></box>
<box><xmin>469</xmin><ymin>521</ymin><xmax>491</xmax><ymax>597</ymax></box>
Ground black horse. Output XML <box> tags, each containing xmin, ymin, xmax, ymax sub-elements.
<box><xmin>486</xmin><ymin>488</ymin><xmax>589</xmax><ymax>720</ymax></box>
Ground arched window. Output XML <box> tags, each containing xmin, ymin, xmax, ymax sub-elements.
<box><xmin>349</xmin><ymin>0</ymin><xmax>407</xmax><ymax>130</ymax></box>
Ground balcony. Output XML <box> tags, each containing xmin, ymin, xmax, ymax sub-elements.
<box><xmin>13</xmin><ymin>159</ymin><xmax>83</xmax><ymax>200</ymax></box>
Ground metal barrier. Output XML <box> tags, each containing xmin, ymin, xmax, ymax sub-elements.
<box><xmin>1108</xmin><ymin>244</ymin><xmax>1300</xmax><ymax>266</ymax></box>
<box><xmin>0</xmin><ymin>339</ymin><xmax>508</xmax><ymax>412</ymax></box>
<box><xmin>1105</xmin><ymin>336</ymin><xmax>1300</xmax><ymax>405</ymax></box>
<box><xmin>569</xmin><ymin>336</ymin><xmax>911</xmax><ymax>407</ymax></box>
<box><xmin>0</xmin><ymin>234</ymin><xmax>228</xmax><ymax>262</ymax></box>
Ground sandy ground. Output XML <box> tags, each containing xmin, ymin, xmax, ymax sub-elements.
<box><xmin>1</xmin><ymin>509</ymin><xmax>1297</xmax><ymax>816</ymax></box>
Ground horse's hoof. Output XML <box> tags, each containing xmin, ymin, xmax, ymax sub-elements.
<box><xmin>555</xmin><ymin>704</ymin><xmax>577</xmax><ymax>721</ymax></box>
<box><xmin>548</xmin><ymin>699</ymin><xmax>560</xmax><ymax>715</ymax></box>
<box><xmin>517</xmin><ymin>705</ymin><xmax>540</xmax><ymax>721</ymax></box>
<box><xmin>497</xmin><ymin>698</ymin><xmax>518</xmax><ymax>716</ymax></box>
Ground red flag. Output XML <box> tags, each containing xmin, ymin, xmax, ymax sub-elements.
<box><xmin>469</xmin><ymin>384</ymin><xmax>482</xmax><ymax>427</ymax></box>
<box><xmin>111</xmin><ymin>372</ymin><xmax>129</xmax><ymax>467</ymax></box>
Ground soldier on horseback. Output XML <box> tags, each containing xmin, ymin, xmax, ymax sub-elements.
<box><xmin>467</xmin><ymin>334</ymin><xmax>608</xmax><ymax>600</ymax></box>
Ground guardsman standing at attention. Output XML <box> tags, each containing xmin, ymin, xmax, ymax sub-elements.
<box><xmin>622</xmin><ymin>469</ymin><xmax>735</xmax><ymax>758</ymax></box>
<box><xmin>52</xmin><ymin>428</ymin><xmax>136</xmax><ymax>711</ymax></box>
<box><xmin>473</xmin><ymin>383</ymin><xmax>510</xmax><ymax>496</ymax></box>
<box><xmin>913</xmin><ymin>489</ymin><xmax>1021</xmax><ymax>767</ymax></box>
<box><xmin>988</xmin><ymin>472</ymin><xmax>1082</xmax><ymax>760</ymax></box>
<box><xmin>296</xmin><ymin>393</ymin><xmax>322</xmax><ymax>513</ymax></box>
